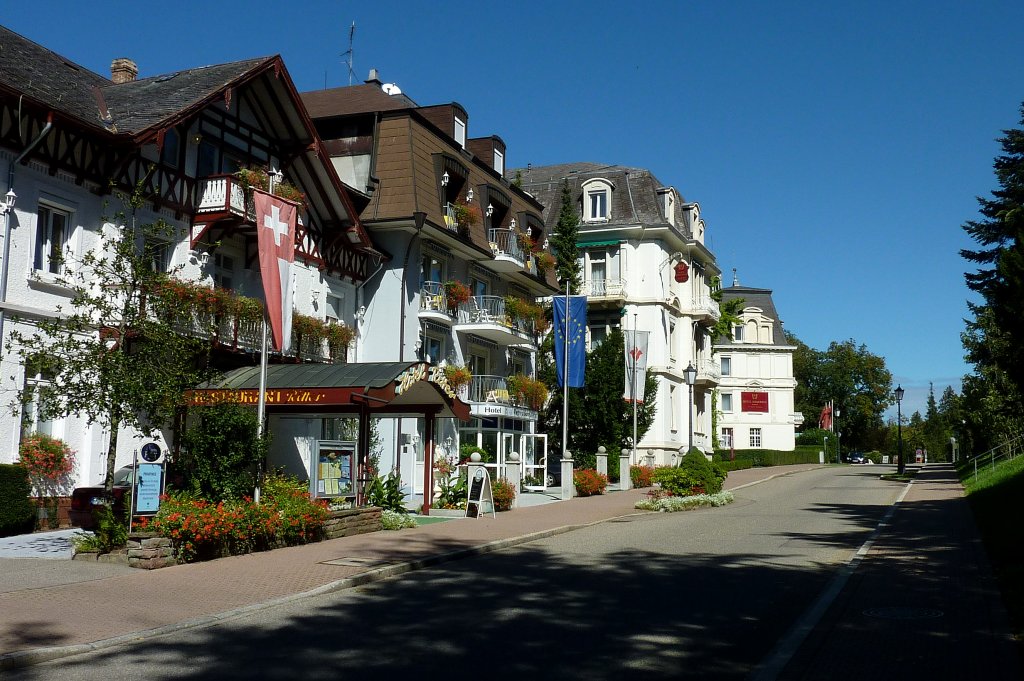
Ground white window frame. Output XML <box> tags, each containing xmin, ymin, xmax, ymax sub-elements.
<box><xmin>34</xmin><ymin>202</ymin><xmax>74</xmax><ymax>275</ymax></box>
<box><xmin>454</xmin><ymin>117</ymin><xmax>466</xmax><ymax>148</ymax></box>
<box><xmin>720</xmin><ymin>356</ymin><xmax>732</xmax><ymax>377</ymax></box>
<box><xmin>669</xmin><ymin>320</ymin><xmax>677</xmax><ymax>362</ymax></box>
<box><xmin>581</xmin><ymin>178</ymin><xmax>613</xmax><ymax>223</ymax></box>
<box><xmin>669</xmin><ymin>385</ymin><xmax>679</xmax><ymax>431</ymax></box>
<box><xmin>749</xmin><ymin>428</ymin><xmax>762</xmax><ymax>448</ymax></box>
<box><xmin>493</xmin><ymin>148</ymin><xmax>504</xmax><ymax>176</ymax></box>
<box><xmin>721</xmin><ymin>393</ymin><xmax>733</xmax><ymax>412</ymax></box>
<box><xmin>721</xmin><ymin>427</ymin><xmax>734</xmax><ymax>449</ymax></box>
<box><xmin>21</xmin><ymin>358</ymin><xmax>60</xmax><ymax>440</ymax></box>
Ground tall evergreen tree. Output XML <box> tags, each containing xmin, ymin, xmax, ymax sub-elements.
<box><xmin>962</xmin><ymin>103</ymin><xmax>1024</xmax><ymax>394</ymax></box>
<box><xmin>549</xmin><ymin>179</ymin><xmax>581</xmax><ymax>294</ymax></box>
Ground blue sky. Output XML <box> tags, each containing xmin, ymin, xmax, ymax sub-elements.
<box><xmin>8</xmin><ymin>1</ymin><xmax>1024</xmax><ymax>417</ymax></box>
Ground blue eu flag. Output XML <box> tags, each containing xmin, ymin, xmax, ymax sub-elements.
<box><xmin>553</xmin><ymin>295</ymin><xmax>587</xmax><ymax>388</ymax></box>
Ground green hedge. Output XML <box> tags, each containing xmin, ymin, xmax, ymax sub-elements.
<box><xmin>0</xmin><ymin>464</ymin><xmax>35</xmax><ymax>537</ymax></box>
<box><xmin>714</xmin><ymin>446</ymin><xmax>822</xmax><ymax>468</ymax></box>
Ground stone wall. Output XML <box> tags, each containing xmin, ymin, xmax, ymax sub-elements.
<box><xmin>324</xmin><ymin>507</ymin><xmax>382</xmax><ymax>539</ymax></box>
<box><xmin>127</xmin><ymin>533</ymin><xmax>176</xmax><ymax>569</ymax></box>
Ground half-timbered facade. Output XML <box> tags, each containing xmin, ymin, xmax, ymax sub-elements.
<box><xmin>0</xmin><ymin>25</ymin><xmax>383</xmax><ymax>489</ymax></box>
<box><xmin>303</xmin><ymin>75</ymin><xmax>561</xmax><ymax>502</ymax></box>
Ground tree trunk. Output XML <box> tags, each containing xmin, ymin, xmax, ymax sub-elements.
<box><xmin>103</xmin><ymin>416</ymin><xmax>121</xmax><ymax>500</ymax></box>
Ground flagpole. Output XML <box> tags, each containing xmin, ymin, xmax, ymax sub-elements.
<box><xmin>561</xmin><ymin>279</ymin><xmax>570</xmax><ymax>461</ymax></box>
<box><xmin>632</xmin><ymin>312</ymin><xmax>638</xmax><ymax>465</ymax></box>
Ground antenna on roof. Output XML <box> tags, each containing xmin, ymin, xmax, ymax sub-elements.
<box><xmin>340</xmin><ymin>21</ymin><xmax>356</xmax><ymax>86</ymax></box>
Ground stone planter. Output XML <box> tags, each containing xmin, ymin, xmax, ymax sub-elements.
<box><xmin>323</xmin><ymin>507</ymin><xmax>382</xmax><ymax>540</ymax></box>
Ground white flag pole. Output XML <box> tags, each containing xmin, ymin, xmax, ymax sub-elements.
<box><xmin>561</xmin><ymin>279</ymin><xmax>570</xmax><ymax>461</ymax></box>
<box><xmin>632</xmin><ymin>312</ymin><xmax>638</xmax><ymax>465</ymax></box>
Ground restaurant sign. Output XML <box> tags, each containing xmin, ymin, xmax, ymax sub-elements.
<box><xmin>741</xmin><ymin>391</ymin><xmax>769</xmax><ymax>413</ymax></box>
<box><xmin>186</xmin><ymin>388</ymin><xmax>343</xmax><ymax>406</ymax></box>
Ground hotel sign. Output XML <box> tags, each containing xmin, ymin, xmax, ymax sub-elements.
<box><xmin>741</xmin><ymin>391</ymin><xmax>769</xmax><ymax>413</ymax></box>
<box><xmin>471</xmin><ymin>403</ymin><xmax>537</xmax><ymax>420</ymax></box>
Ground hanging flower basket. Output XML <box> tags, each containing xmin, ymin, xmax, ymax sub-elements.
<box><xmin>443</xmin><ymin>281</ymin><xmax>471</xmax><ymax>311</ymax></box>
<box><xmin>443</xmin><ymin>364</ymin><xmax>473</xmax><ymax>391</ymax></box>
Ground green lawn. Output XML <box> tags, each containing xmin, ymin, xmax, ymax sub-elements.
<box><xmin>960</xmin><ymin>455</ymin><xmax>1024</xmax><ymax>641</ymax></box>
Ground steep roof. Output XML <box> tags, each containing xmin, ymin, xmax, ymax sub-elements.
<box><xmin>513</xmin><ymin>161</ymin><xmax>692</xmax><ymax>237</ymax></box>
<box><xmin>0</xmin><ymin>24</ymin><xmax>270</xmax><ymax>137</ymax></box>
<box><xmin>716</xmin><ymin>285</ymin><xmax>789</xmax><ymax>348</ymax></box>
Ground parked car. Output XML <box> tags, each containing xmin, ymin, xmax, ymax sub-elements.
<box><xmin>846</xmin><ymin>452</ymin><xmax>868</xmax><ymax>465</ymax></box>
<box><xmin>69</xmin><ymin>465</ymin><xmax>134</xmax><ymax>529</ymax></box>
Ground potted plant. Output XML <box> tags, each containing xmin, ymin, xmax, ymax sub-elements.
<box><xmin>443</xmin><ymin>364</ymin><xmax>473</xmax><ymax>392</ymax></box>
<box><xmin>507</xmin><ymin>374</ymin><xmax>549</xmax><ymax>411</ymax></box>
<box><xmin>492</xmin><ymin>477</ymin><xmax>517</xmax><ymax>511</ymax></box>
<box><xmin>535</xmin><ymin>251</ymin><xmax>556</xmax><ymax>274</ymax></box>
<box><xmin>451</xmin><ymin>200</ymin><xmax>481</xmax><ymax>232</ymax></box>
<box><xmin>326</xmin><ymin>323</ymin><xmax>356</xmax><ymax>362</ymax></box>
<box><xmin>443</xmin><ymin>280</ymin><xmax>471</xmax><ymax>311</ymax></box>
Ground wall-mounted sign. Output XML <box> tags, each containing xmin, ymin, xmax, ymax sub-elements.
<box><xmin>186</xmin><ymin>388</ymin><xmax>342</xmax><ymax>406</ymax></box>
<box><xmin>741</xmin><ymin>392</ymin><xmax>769</xmax><ymax>413</ymax></box>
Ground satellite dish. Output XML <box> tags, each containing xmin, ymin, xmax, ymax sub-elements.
<box><xmin>382</xmin><ymin>83</ymin><xmax>402</xmax><ymax>96</ymax></box>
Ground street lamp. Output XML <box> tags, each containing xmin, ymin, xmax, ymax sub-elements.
<box><xmin>895</xmin><ymin>385</ymin><xmax>905</xmax><ymax>474</ymax></box>
<box><xmin>835</xmin><ymin>408</ymin><xmax>841</xmax><ymax>463</ymax></box>
<box><xmin>684</xmin><ymin>362</ymin><xmax>697</xmax><ymax>452</ymax></box>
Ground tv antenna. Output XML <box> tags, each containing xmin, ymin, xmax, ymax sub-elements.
<box><xmin>341</xmin><ymin>21</ymin><xmax>356</xmax><ymax>86</ymax></box>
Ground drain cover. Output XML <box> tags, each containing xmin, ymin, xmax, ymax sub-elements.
<box><xmin>321</xmin><ymin>557</ymin><xmax>396</xmax><ymax>567</ymax></box>
<box><xmin>863</xmin><ymin>606</ymin><xmax>944</xmax><ymax>620</ymax></box>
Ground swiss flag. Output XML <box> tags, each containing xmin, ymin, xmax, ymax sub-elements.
<box><xmin>253</xmin><ymin>189</ymin><xmax>297</xmax><ymax>352</ymax></box>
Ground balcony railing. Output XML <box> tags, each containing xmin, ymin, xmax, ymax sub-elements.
<box><xmin>697</xmin><ymin>358</ymin><xmax>720</xmax><ymax>382</ymax></box>
<box><xmin>488</xmin><ymin>228</ymin><xmax>526</xmax><ymax>264</ymax></box>
<box><xmin>419</xmin><ymin>281</ymin><xmax>449</xmax><ymax>315</ymax></box>
<box><xmin>691</xmin><ymin>297</ymin><xmax>721</xmax><ymax>322</ymax></box>
<box><xmin>582</xmin><ymin>279</ymin><xmax>626</xmax><ymax>298</ymax></box>
<box><xmin>466</xmin><ymin>374</ymin><xmax>539</xmax><ymax>410</ymax></box>
<box><xmin>455</xmin><ymin>296</ymin><xmax>534</xmax><ymax>336</ymax></box>
<box><xmin>196</xmin><ymin>175</ymin><xmax>249</xmax><ymax>218</ymax></box>
<box><xmin>169</xmin><ymin>309</ymin><xmax>341</xmax><ymax>363</ymax></box>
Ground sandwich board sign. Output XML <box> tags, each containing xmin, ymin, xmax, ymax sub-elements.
<box><xmin>466</xmin><ymin>466</ymin><xmax>495</xmax><ymax>518</ymax></box>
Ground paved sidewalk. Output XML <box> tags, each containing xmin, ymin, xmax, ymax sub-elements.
<box><xmin>774</xmin><ymin>464</ymin><xmax>1023</xmax><ymax>680</ymax></box>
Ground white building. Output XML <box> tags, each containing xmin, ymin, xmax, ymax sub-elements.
<box><xmin>519</xmin><ymin>163</ymin><xmax>722</xmax><ymax>465</ymax></box>
<box><xmin>713</xmin><ymin>281</ymin><xmax>803</xmax><ymax>451</ymax></box>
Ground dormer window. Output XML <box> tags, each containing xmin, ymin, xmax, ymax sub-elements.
<box><xmin>454</xmin><ymin>116</ymin><xmax>466</xmax><ymax>148</ymax></box>
<box><xmin>493</xmin><ymin>148</ymin><xmax>504</xmax><ymax>176</ymax></box>
<box><xmin>581</xmin><ymin>178</ymin><xmax>613</xmax><ymax>222</ymax></box>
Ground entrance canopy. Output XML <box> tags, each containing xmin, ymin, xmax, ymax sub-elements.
<box><xmin>186</xmin><ymin>361</ymin><xmax>470</xmax><ymax>420</ymax></box>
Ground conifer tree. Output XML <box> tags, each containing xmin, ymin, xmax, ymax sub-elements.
<box><xmin>549</xmin><ymin>179</ymin><xmax>581</xmax><ymax>294</ymax></box>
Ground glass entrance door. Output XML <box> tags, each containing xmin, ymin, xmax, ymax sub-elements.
<box><xmin>521</xmin><ymin>434</ymin><xmax>548</xmax><ymax>490</ymax></box>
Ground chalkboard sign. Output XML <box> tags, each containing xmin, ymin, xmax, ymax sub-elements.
<box><xmin>466</xmin><ymin>466</ymin><xmax>495</xmax><ymax>518</ymax></box>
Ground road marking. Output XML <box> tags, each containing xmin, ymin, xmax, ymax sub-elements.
<box><xmin>747</xmin><ymin>477</ymin><xmax>913</xmax><ymax>681</ymax></box>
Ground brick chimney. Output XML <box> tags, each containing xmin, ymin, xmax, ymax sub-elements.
<box><xmin>110</xmin><ymin>58</ymin><xmax>138</xmax><ymax>84</ymax></box>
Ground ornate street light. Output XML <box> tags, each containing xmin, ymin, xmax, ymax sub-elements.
<box><xmin>895</xmin><ymin>385</ymin><xmax>905</xmax><ymax>474</ymax></box>
<box><xmin>684</xmin><ymin>362</ymin><xmax>697</xmax><ymax>452</ymax></box>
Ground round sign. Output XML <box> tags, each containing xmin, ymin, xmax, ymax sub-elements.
<box><xmin>140</xmin><ymin>443</ymin><xmax>162</xmax><ymax>462</ymax></box>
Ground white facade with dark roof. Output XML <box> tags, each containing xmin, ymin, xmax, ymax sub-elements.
<box><xmin>713</xmin><ymin>283</ymin><xmax>803</xmax><ymax>451</ymax></box>
<box><xmin>519</xmin><ymin>163</ymin><xmax>722</xmax><ymax>464</ymax></box>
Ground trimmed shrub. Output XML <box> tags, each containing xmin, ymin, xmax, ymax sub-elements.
<box><xmin>795</xmin><ymin>428</ymin><xmax>831</xmax><ymax>446</ymax></box>
<box><xmin>679</xmin><ymin>449</ymin><xmax>726</xmax><ymax>494</ymax></box>
<box><xmin>713</xmin><ymin>446</ymin><xmax>822</xmax><ymax>467</ymax></box>
<box><xmin>573</xmin><ymin>469</ymin><xmax>609</xmax><ymax>496</ymax></box>
<box><xmin>0</xmin><ymin>464</ymin><xmax>35</xmax><ymax>536</ymax></box>
<box><xmin>652</xmin><ymin>467</ymin><xmax>697</xmax><ymax>496</ymax></box>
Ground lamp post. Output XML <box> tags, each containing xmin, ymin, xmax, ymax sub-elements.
<box><xmin>835</xmin><ymin>408</ymin><xmax>841</xmax><ymax>463</ymax></box>
<box><xmin>684</xmin><ymin>362</ymin><xmax>697</xmax><ymax>452</ymax></box>
<box><xmin>895</xmin><ymin>385</ymin><xmax>905</xmax><ymax>474</ymax></box>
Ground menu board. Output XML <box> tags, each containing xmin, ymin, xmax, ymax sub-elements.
<box><xmin>314</xmin><ymin>441</ymin><xmax>355</xmax><ymax>497</ymax></box>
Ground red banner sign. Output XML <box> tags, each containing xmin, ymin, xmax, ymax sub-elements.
<box><xmin>741</xmin><ymin>391</ymin><xmax>769</xmax><ymax>412</ymax></box>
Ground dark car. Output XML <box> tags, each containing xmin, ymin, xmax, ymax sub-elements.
<box><xmin>846</xmin><ymin>452</ymin><xmax>868</xmax><ymax>465</ymax></box>
<box><xmin>69</xmin><ymin>466</ymin><xmax>134</xmax><ymax>529</ymax></box>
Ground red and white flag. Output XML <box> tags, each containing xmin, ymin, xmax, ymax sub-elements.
<box><xmin>624</xmin><ymin>330</ymin><xmax>649</xmax><ymax>403</ymax></box>
<box><xmin>253</xmin><ymin>189</ymin><xmax>296</xmax><ymax>352</ymax></box>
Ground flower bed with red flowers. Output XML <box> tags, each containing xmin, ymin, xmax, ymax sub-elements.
<box><xmin>573</xmin><ymin>469</ymin><xmax>609</xmax><ymax>497</ymax></box>
<box><xmin>630</xmin><ymin>464</ymin><xmax>655</xmax><ymax>488</ymax></box>
<box><xmin>150</xmin><ymin>474</ymin><xmax>329</xmax><ymax>563</ymax></box>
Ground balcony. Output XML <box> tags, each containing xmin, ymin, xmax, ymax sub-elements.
<box><xmin>695</xmin><ymin>358</ymin><xmax>720</xmax><ymax>385</ymax></box>
<box><xmin>581</xmin><ymin>278</ymin><xmax>626</xmax><ymax>306</ymax></box>
<box><xmin>487</xmin><ymin>228</ymin><xmax>527</xmax><ymax>272</ymax></box>
<box><xmin>195</xmin><ymin>175</ymin><xmax>249</xmax><ymax>222</ymax></box>
<box><xmin>454</xmin><ymin>295</ymin><xmax>535</xmax><ymax>347</ymax></box>
<box><xmin>465</xmin><ymin>375</ymin><xmax>542</xmax><ymax>412</ymax></box>
<box><xmin>691</xmin><ymin>296</ymin><xmax>721</xmax><ymax>325</ymax></box>
<box><xmin>418</xmin><ymin>281</ymin><xmax>452</xmax><ymax>323</ymax></box>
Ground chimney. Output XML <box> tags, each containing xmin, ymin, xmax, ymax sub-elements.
<box><xmin>110</xmin><ymin>58</ymin><xmax>138</xmax><ymax>84</ymax></box>
<box><xmin>365</xmin><ymin>68</ymin><xmax>381</xmax><ymax>86</ymax></box>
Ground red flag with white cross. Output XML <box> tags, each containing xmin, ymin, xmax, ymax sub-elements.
<box><xmin>253</xmin><ymin>189</ymin><xmax>296</xmax><ymax>352</ymax></box>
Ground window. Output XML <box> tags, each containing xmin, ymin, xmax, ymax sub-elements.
<box><xmin>420</xmin><ymin>254</ymin><xmax>445</xmax><ymax>288</ymax></box>
<box><xmin>670</xmin><ymin>385</ymin><xmax>678</xmax><ymax>431</ymax></box>
<box><xmin>721</xmin><ymin>428</ymin><xmax>734</xmax><ymax>449</ymax></box>
<box><xmin>213</xmin><ymin>252</ymin><xmax>236</xmax><ymax>290</ymax></box>
<box><xmin>34</xmin><ymin>204</ymin><xmax>70</xmax><ymax>274</ymax></box>
<box><xmin>720</xmin><ymin>356</ymin><xmax>732</xmax><ymax>376</ymax></box>
<box><xmin>423</xmin><ymin>333</ymin><xmax>444</xmax><ymax>364</ymax></box>
<box><xmin>669</xmin><ymin>320</ymin><xmax>677</xmax><ymax>361</ymax></box>
<box><xmin>749</xmin><ymin>428</ymin><xmax>762</xmax><ymax>448</ymax></box>
<box><xmin>588</xmin><ymin>190</ymin><xmax>608</xmax><ymax>220</ymax></box>
<box><xmin>21</xmin><ymin>356</ymin><xmax>56</xmax><ymax>438</ymax></box>
<box><xmin>326</xmin><ymin>293</ymin><xmax>345</xmax><ymax>323</ymax></box>
<box><xmin>721</xmin><ymin>393</ymin><xmax>733</xmax><ymax>412</ymax></box>
<box><xmin>160</xmin><ymin>128</ymin><xmax>180</xmax><ymax>167</ymax></box>
<box><xmin>589</xmin><ymin>324</ymin><xmax>607</xmax><ymax>350</ymax></box>
<box><xmin>493</xmin><ymin>148</ymin><xmax>504</xmax><ymax>176</ymax></box>
<box><xmin>144</xmin><ymin>238</ymin><xmax>171</xmax><ymax>273</ymax></box>
<box><xmin>469</xmin><ymin>274</ymin><xmax>488</xmax><ymax>298</ymax></box>
<box><xmin>454</xmin><ymin>117</ymin><xmax>466</xmax><ymax>148</ymax></box>
<box><xmin>733</xmin><ymin>324</ymin><xmax>744</xmax><ymax>342</ymax></box>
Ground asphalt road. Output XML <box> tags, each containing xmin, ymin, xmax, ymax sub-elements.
<box><xmin>6</xmin><ymin>466</ymin><xmax>903</xmax><ymax>681</ymax></box>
